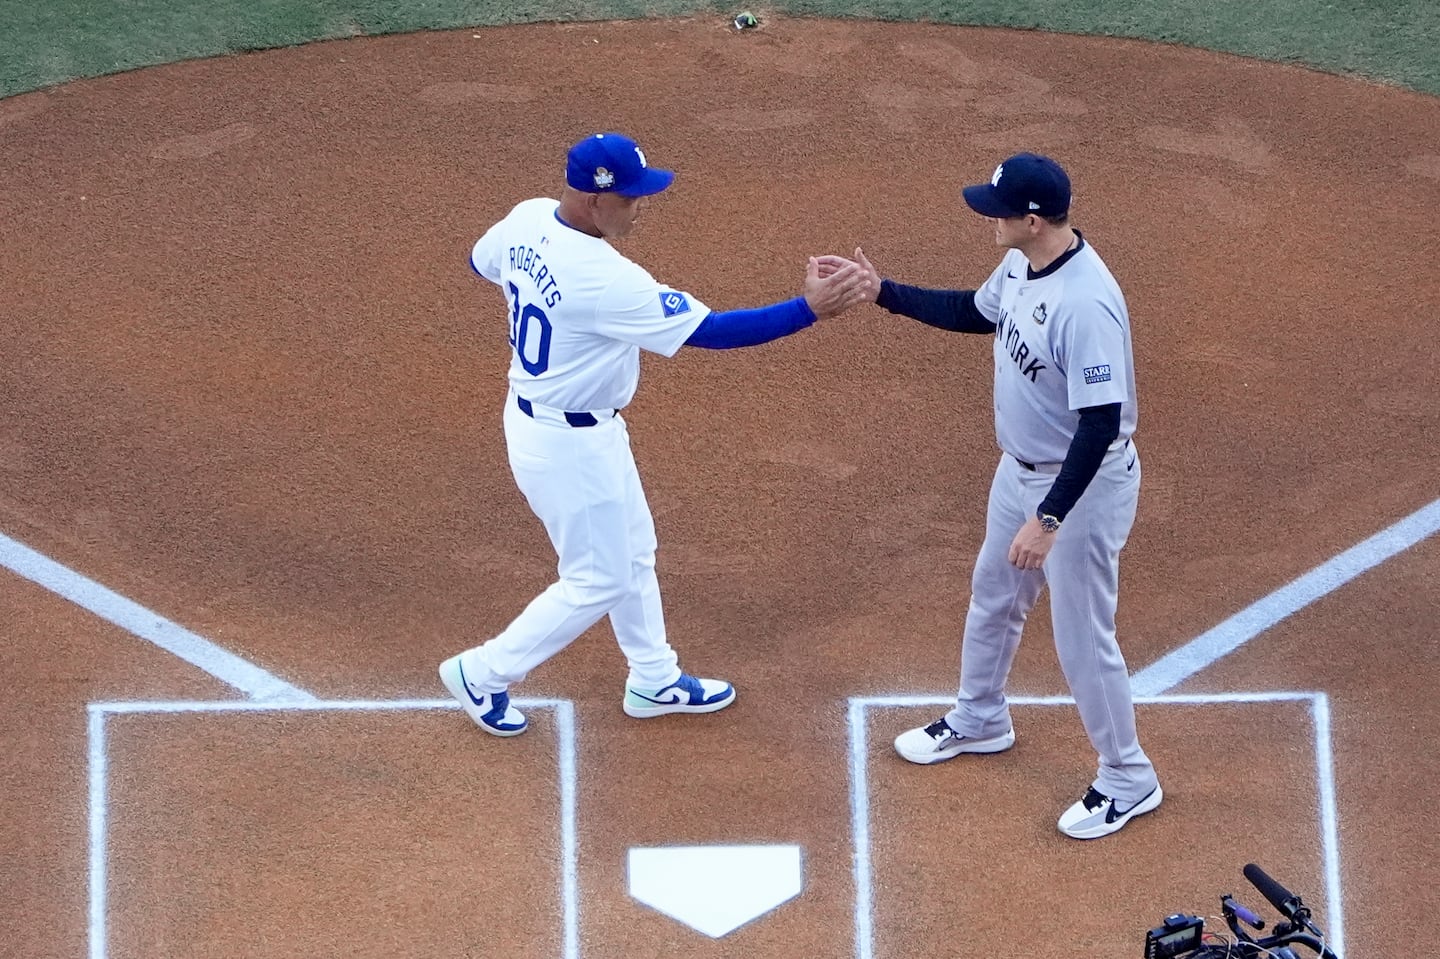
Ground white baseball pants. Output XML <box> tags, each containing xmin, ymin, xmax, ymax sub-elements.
<box><xmin>944</xmin><ymin>443</ymin><xmax>1158</xmax><ymax>803</ymax></box>
<box><xmin>457</xmin><ymin>394</ymin><xmax>683</xmax><ymax>694</ymax></box>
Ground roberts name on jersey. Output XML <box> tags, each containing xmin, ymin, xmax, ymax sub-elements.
<box><xmin>509</xmin><ymin>244</ymin><xmax>562</xmax><ymax>308</ymax></box>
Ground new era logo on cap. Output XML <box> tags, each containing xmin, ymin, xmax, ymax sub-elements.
<box><xmin>566</xmin><ymin>133</ymin><xmax>675</xmax><ymax>197</ymax></box>
<box><xmin>964</xmin><ymin>153</ymin><xmax>1071</xmax><ymax>219</ymax></box>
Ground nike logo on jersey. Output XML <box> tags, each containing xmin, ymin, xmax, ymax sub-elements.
<box><xmin>999</xmin><ymin>314</ymin><xmax>1047</xmax><ymax>382</ymax></box>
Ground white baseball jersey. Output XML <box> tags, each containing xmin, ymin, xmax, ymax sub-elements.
<box><xmin>972</xmin><ymin>238</ymin><xmax>1137</xmax><ymax>464</ymax></box>
<box><xmin>470</xmin><ymin>198</ymin><xmax>712</xmax><ymax>412</ymax></box>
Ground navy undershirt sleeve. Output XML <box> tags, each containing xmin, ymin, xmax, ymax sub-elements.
<box><xmin>1038</xmin><ymin>403</ymin><xmax>1122</xmax><ymax>521</ymax></box>
<box><xmin>684</xmin><ymin>297</ymin><xmax>817</xmax><ymax>349</ymax></box>
<box><xmin>876</xmin><ymin>279</ymin><xmax>995</xmax><ymax>334</ymax></box>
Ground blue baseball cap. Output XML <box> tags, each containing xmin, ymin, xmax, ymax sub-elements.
<box><xmin>962</xmin><ymin>153</ymin><xmax>1071</xmax><ymax>218</ymax></box>
<box><xmin>565</xmin><ymin>132</ymin><xmax>675</xmax><ymax>197</ymax></box>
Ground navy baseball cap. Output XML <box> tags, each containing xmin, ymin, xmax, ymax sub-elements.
<box><xmin>962</xmin><ymin>153</ymin><xmax>1071</xmax><ymax>218</ymax></box>
<box><xmin>565</xmin><ymin>132</ymin><xmax>675</xmax><ymax>197</ymax></box>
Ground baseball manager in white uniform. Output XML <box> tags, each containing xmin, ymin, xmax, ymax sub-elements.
<box><xmin>439</xmin><ymin>132</ymin><xmax>872</xmax><ymax>738</ymax></box>
<box><xmin>840</xmin><ymin>153</ymin><xmax>1161</xmax><ymax>839</ymax></box>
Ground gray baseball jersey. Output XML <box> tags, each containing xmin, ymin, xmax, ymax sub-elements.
<box><xmin>973</xmin><ymin>242</ymin><xmax>1136</xmax><ymax>464</ymax></box>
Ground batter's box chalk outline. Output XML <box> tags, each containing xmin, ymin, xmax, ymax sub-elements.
<box><xmin>85</xmin><ymin>698</ymin><xmax>579</xmax><ymax>959</ymax></box>
<box><xmin>846</xmin><ymin>692</ymin><xmax>1345</xmax><ymax>959</ymax></box>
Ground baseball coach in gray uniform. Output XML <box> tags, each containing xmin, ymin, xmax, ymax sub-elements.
<box><xmin>837</xmin><ymin>153</ymin><xmax>1161</xmax><ymax>839</ymax></box>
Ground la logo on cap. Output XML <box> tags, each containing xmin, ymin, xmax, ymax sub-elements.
<box><xmin>565</xmin><ymin>131</ymin><xmax>676</xmax><ymax>197</ymax></box>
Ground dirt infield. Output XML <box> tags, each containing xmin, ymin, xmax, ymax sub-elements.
<box><xmin>3</xmin><ymin>15</ymin><xmax>1439</xmax><ymax>959</ymax></box>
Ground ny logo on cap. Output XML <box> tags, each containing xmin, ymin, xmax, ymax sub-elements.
<box><xmin>996</xmin><ymin>160</ymin><xmax>1042</xmax><ymax>210</ymax></box>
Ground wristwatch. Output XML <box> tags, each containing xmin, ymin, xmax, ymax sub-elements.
<box><xmin>1037</xmin><ymin>511</ymin><xmax>1062</xmax><ymax>533</ymax></box>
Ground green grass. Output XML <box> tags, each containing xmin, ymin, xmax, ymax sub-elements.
<box><xmin>1</xmin><ymin>0</ymin><xmax>1437</xmax><ymax>100</ymax></box>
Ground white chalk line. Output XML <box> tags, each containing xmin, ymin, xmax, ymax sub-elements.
<box><xmin>845</xmin><ymin>698</ymin><xmax>874</xmax><ymax>959</ymax></box>
<box><xmin>1311</xmin><ymin>694</ymin><xmax>1345</xmax><ymax>956</ymax></box>
<box><xmin>1</xmin><ymin>531</ymin><xmax>313</xmax><ymax>702</ymax></box>
<box><xmin>1130</xmin><ymin>497</ymin><xmax>1440</xmax><ymax>696</ymax></box>
<box><xmin>848</xmin><ymin>693</ymin><xmax>1346</xmax><ymax>959</ymax></box>
<box><xmin>86</xmin><ymin>707</ymin><xmax>108</xmax><ymax>959</ymax></box>
<box><xmin>86</xmin><ymin>698</ymin><xmax>580</xmax><ymax>959</ymax></box>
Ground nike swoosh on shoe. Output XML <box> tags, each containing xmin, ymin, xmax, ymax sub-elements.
<box><xmin>1105</xmin><ymin>788</ymin><xmax>1157</xmax><ymax>823</ymax></box>
<box><xmin>632</xmin><ymin>689</ymin><xmax>686</xmax><ymax>706</ymax></box>
<box><xmin>457</xmin><ymin>660</ymin><xmax>488</xmax><ymax>707</ymax></box>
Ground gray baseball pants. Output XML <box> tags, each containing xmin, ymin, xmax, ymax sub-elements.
<box><xmin>944</xmin><ymin>443</ymin><xmax>1158</xmax><ymax>803</ymax></box>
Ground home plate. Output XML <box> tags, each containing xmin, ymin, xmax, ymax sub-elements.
<box><xmin>627</xmin><ymin>844</ymin><xmax>804</xmax><ymax>938</ymax></box>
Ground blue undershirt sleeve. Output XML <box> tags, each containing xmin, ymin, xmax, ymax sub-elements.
<box><xmin>1038</xmin><ymin>403</ymin><xmax>1123</xmax><ymax>521</ymax></box>
<box><xmin>876</xmin><ymin>279</ymin><xmax>995</xmax><ymax>334</ymax></box>
<box><xmin>684</xmin><ymin>297</ymin><xmax>817</xmax><ymax>349</ymax></box>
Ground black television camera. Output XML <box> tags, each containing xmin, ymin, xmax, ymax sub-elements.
<box><xmin>1145</xmin><ymin>863</ymin><xmax>1340</xmax><ymax>958</ymax></box>
<box><xmin>1144</xmin><ymin>913</ymin><xmax>1204</xmax><ymax>958</ymax></box>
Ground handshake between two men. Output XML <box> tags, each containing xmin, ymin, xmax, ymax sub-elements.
<box><xmin>802</xmin><ymin>248</ymin><xmax>883</xmax><ymax>319</ymax></box>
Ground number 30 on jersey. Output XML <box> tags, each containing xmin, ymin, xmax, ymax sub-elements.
<box><xmin>507</xmin><ymin>281</ymin><xmax>552</xmax><ymax>375</ymax></box>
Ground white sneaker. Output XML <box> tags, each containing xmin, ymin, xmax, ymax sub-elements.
<box><xmin>894</xmin><ymin>718</ymin><xmax>1016</xmax><ymax>765</ymax></box>
<box><xmin>623</xmin><ymin>673</ymin><xmax>735</xmax><ymax>718</ymax></box>
<box><xmin>1057</xmin><ymin>784</ymin><xmax>1163</xmax><ymax>839</ymax></box>
<box><xmin>438</xmin><ymin>655</ymin><xmax>527</xmax><ymax>737</ymax></box>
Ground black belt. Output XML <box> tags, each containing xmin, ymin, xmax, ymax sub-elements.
<box><xmin>516</xmin><ymin>395</ymin><xmax>612</xmax><ymax>428</ymax></box>
<box><xmin>1014</xmin><ymin>457</ymin><xmax>1064</xmax><ymax>472</ymax></box>
<box><xmin>1016</xmin><ymin>437</ymin><xmax>1129</xmax><ymax>471</ymax></box>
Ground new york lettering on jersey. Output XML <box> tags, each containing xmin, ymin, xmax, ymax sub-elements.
<box><xmin>995</xmin><ymin>309</ymin><xmax>1048</xmax><ymax>382</ymax></box>
<box><xmin>988</xmin><ymin>253</ymin><xmax>1099</xmax><ymax>465</ymax></box>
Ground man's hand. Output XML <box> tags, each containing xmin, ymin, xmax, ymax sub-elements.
<box><xmin>814</xmin><ymin>247</ymin><xmax>881</xmax><ymax>303</ymax></box>
<box><xmin>1007</xmin><ymin>516</ymin><xmax>1057</xmax><ymax>571</ymax></box>
<box><xmin>804</xmin><ymin>253</ymin><xmax>876</xmax><ymax>318</ymax></box>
